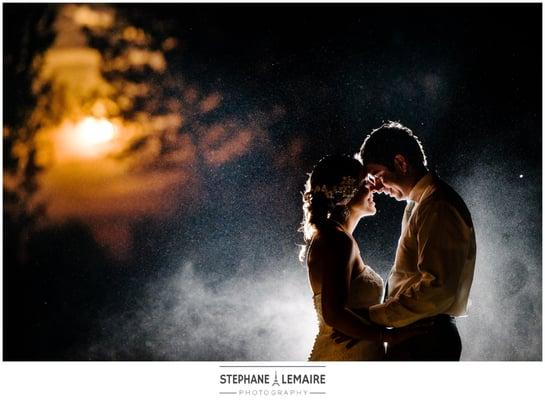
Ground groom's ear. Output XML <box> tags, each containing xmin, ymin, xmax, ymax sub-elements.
<box><xmin>393</xmin><ymin>154</ymin><xmax>409</xmax><ymax>174</ymax></box>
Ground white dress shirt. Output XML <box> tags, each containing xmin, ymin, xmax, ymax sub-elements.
<box><xmin>369</xmin><ymin>173</ymin><xmax>477</xmax><ymax>328</ymax></box>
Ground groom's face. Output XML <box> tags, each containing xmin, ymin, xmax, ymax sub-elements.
<box><xmin>365</xmin><ymin>163</ymin><xmax>407</xmax><ymax>201</ymax></box>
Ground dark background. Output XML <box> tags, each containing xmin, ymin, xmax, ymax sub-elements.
<box><xmin>3</xmin><ymin>3</ymin><xmax>542</xmax><ymax>360</ymax></box>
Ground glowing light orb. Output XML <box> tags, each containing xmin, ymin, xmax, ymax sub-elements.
<box><xmin>75</xmin><ymin>117</ymin><xmax>117</xmax><ymax>146</ymax></box>
<box><xmin>55</xmin><ymin>117</ymin><xmax>119</xmax><ymax>159</ymax></box>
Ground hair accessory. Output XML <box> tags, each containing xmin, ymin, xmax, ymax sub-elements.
<box><xmin>312</xmin><ymin>176</ymin><xmax>359</xmax><ymax>203</ymax></box>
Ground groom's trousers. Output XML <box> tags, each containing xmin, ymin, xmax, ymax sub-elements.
<box><xmin>385</xmin><ymin>314</ymin><xmax>462</xmax><ymax>361</ymax></box>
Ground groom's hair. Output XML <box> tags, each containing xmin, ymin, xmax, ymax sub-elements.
<box><xmin>359</xmin><ymin>121</ymin><xmax>428</xmax><ymax>172</ymax></box>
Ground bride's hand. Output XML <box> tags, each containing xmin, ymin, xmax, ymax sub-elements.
<box><xmin>330</xmin><ymin>329</ymin><xmax>361</xmax><ymax>349</ymax></box>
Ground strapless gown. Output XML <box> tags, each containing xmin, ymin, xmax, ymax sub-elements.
<box><xmin>308</xmin><ymin>265</ymin><xmax>385</xmax><ymax>361</ymax></box>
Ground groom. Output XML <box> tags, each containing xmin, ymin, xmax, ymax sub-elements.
<box><xmin>359</xmin><ymin>121</ymin><xmax>476</xmax><ymax>361</ymax></box>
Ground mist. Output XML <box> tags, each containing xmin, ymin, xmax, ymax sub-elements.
<box><xmin>84</xmin><ymin>161</ymin><xmax>541</xmax><ymax>361</ymax></box>
<box><xmin>455</xmin><ymin>160</ymin><xmax>542</xmax><ymax>360</ymax></box>
<box><xmin>87</xmin><ymin>257</ymin><xmax>316</xmax><ymax>360</ymax></box>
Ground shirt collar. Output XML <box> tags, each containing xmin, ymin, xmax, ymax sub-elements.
<box><xmin>408</xmin><ymin>172</ymin><xmax>434</xmax><ymax>203</ymax></box>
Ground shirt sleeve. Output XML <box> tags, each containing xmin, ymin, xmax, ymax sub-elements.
<box><xmin>369</xmin><ymin>201</ymin><xmax>471</xmax><ymax>327</ymax></box>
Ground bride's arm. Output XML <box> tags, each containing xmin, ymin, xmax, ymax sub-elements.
<box><xmin>317</xmin><ymin>232</ymin><xmax>383</xmax><ymax>342</ymax></box>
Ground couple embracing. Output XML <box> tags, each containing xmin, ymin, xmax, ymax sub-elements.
<box><xmin>301</xmin><ymin>122</ymin><xmax>476</xmax><ymax>361</ymax></box>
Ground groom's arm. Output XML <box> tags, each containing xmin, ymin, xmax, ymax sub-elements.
<box><xmin>368</xmin><ymin>201</ymin><xmax>472</xmax><ymax>328</ymax></box>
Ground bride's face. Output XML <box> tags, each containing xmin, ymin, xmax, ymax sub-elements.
<box><xmin>348</xmin><ymin>180</ymin><xmax>376</xmax><ymax>216</ymax></box>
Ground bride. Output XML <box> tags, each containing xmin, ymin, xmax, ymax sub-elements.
<box><xmin>300</xmin><ymin>154</ymin><xmax>387</xmax><ymax>361</ymax></box>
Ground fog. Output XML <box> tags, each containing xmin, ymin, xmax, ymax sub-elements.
<box><xmin>87</xmin><ymin>258</ymin><xmax>316</xmax><ymax>360</ymax></box>
<box><xmin>455</xmin><ymin>161</ymin><xmax>542</xmax><ymax>360</ymax></box>
<box><xmin>87</xmin><ymin>157</ymin><xmax>541</xmax><ymax>361</ymax></box>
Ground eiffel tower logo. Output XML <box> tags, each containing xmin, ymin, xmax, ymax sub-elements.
<box><xmin>272</xmin><ymin>371</ymin><xmax>280</xmax><ymax>386</ymax></box>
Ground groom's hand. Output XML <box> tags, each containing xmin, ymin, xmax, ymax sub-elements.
<box><xmin>330</xmin><ymin>329</ymin><xmax>360</xmax><ymax>349</ymax></box>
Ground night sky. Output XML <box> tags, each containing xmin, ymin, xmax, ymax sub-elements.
<box><xmin>3</xmin><ymin>3</ymin><xmax>542</xmax><ymax>360</ymax></box>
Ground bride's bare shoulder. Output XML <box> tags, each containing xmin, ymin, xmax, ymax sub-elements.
<box><xmin>310</xmin><ymin>224</ymin><xmax>354</xmax><ymax>257</ymax></box>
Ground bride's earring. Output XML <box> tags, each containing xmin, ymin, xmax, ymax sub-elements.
<box><xmin>342</xmin><ymin>206</ymin><xmax>351</xmax><ymax>220</ymax></box>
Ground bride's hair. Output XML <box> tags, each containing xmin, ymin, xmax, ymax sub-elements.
<box><xmin>299</xmin><ymin>154</ymin><xmax>363</xmax><ymax>262</ymax></box>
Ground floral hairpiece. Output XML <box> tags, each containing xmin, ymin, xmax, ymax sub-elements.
<box><xmin>312</xmin><ymin>176</ymin><xmax>359</xmax><ymax>202</ymax></box>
